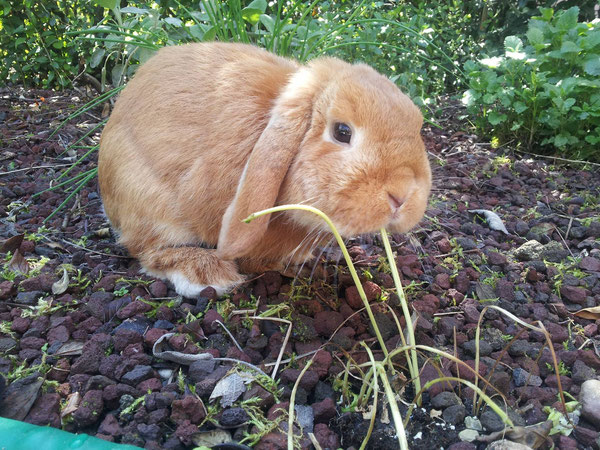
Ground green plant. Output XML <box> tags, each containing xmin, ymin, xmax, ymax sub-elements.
<box><xmin>463</xmin><ymin>7</ymin><xmax>600</xmax><ymax>162</ymax></box>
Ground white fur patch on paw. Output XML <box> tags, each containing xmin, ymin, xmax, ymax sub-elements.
<box><xmin>167</xmin><ymin>271</ymin><xmax>235</xmax><ymax>298</ymax></box>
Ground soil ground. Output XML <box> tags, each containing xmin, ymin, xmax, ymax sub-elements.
<box><xmin>0</xmin><ymin>86</ymin><xmax>599</xmax><ymax>449</ymax></box>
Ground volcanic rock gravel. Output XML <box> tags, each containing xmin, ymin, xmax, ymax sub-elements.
<box><xmin>0</xmin><ymin>87</ymin><xmax>599</xmax><ymax>449</ymax></box>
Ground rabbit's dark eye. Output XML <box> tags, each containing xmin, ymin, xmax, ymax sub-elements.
<box><xmin>333</xmin><ymin>122</ymin><xmax>352</xmax><ymax>144</ymax></box>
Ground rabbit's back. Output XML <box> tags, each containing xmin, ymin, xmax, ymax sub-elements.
<box><xmin>98</xmin><ymin>43</ymin><xmax>297</xmax><ymax>249</ymax></box>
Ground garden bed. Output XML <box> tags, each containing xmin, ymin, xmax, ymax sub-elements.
<box><xmin>0</xmin><ymin>86</ymin><xmax>599</xmax><ymax>449</ymax></box>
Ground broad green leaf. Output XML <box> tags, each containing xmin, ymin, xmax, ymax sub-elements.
<box><xmin>137</xmin><ymin>48</ymin><xmax>156</xmax><ymax>64</ymax></box>
<box><xmin>488</xmin><ymin>111</ymin><xmax>507</xmax><ymax>125</ymax></box>
<box><xmin>94</xmin><ymin>0</ymin><xmax>117</xmax><ymax>9</ymax></box>
<box><xmin>504</xmin><ymin>36</ymin><xmax>526</xmax><ymax>59</ymax></box>
<box><xmin>526</xmin><ymin>27</ymin><xmax>544</xmax><ymax>46</ymax></box>
<box><xmin>246</xmin><ymin>0</ymin><xmax>267</xmax><ymax>12</ymax></box>
<box><xmin>584</xmin><ymin>30</ymin><xmax>600</xmax><ymax>49</ymax></box>
<box><xmin>259</xmin><ymin>14</ymin><xmax>275</xmax><ymax>33</ymax></box>
<box><xmin>504</xmin><ymin>36</ymin><xmax>524</xmax><ymax>53</ymax></box>
<box><xmin>241</xmin><ymin>0</ymin><xmax>267</xmax><ymax>24</ymax></box>
<box><xmin>483</xmin><ymin>93</ymin><xmax>495</xmax><ymax>104</ymax></box>
<box><xmin>556</xmin><ymin>7</ymin><xmax>579</xmax><ymax>31</ymax></box>
<box><xmin>554</xmin><ymin>134</ymin><xmax>569</xmax><ymax>147</ymax></box>
<box><xmin>560</xmin><ymin>41</ymin><xmax>580</xmax><ymax>54</ymax></box>
<box><xmin>539</xmin><ymin>8</ymin><xmax>554</xmax><ymax>22</ymax></box>
<box><xmin>241</xmin><ymin>8</ymin><xmax>263</xmax><ymax>24</ymax></box>
<box><xmin>164</xmin><ymin>17</ymin><xmax>182</xmax><ymax>27</ymax></box>
<box><xmin>90</xmin><ymin>47</ymin><xmax>105</xmax><ymax>68</ymax></box>
<box><xmin>583</xmin><ymin>57</ymin><xmax>600</xmax><ymax>76</ymax></box>
<box><xmin>202</xmin><ymin>26</ymin><xmax>217</xmax><ymax>42</ymax></box>
<box><xmin>513</xmin><ymin>101</ymin><xmax>528</xmax><ymax>114</ymax></box>
<box><xmin>120</xmin><ymin>6</ymin><xmax>149</xmax><ymax>14</ymax></box>
<box><xmin>563</xmin><ymin>98</ymin><xmax>576</xmax><ymax>110</ymax></box>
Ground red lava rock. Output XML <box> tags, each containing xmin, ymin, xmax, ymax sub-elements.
<box><xmin>143</xmin><ymin>328</ymin><xmax>168</xmax><ymax>348</ymax></box>
<box><xmin>93</xmin><ymin>274</ymin><xmax>121</xmax><ymax>292</ymax></box>
<box><xmin>149</xmin><ymin>281</ymin><xmax>168</xmax><ymax>298</ymax></box>
<box><xmin>95</xmin><ymin>434</ymin><xmax>114</xmax><ymax>443</ymax></box>
<box><xmin>116</xmin><ymin>300</ymin><xmax>152</xmax><ymax>320</ymax></box>
<box><xmin>435</xmin><ymin>273</ymin><xmax>451</xmax><ymax>289</ymax></box>
<box><xmin>314</xmin><ymin>311</ymin><xmax>344</xmax><ymax>337</ymax></box>
<box><xmin>98</xmin><ymin>413</ymin><xmax>123</xmax><ymax>436</ymax></box>
<box><xmin>544</xmin><ymin>322</ymin><xmax>569</xmax><ymax>343</ymax></box>
<box><xmin>0</xmin><ymin>281</ymin><xmax>16</xmax><ymax>300</ymax></box>
<box><xmin>243</xmin><ymin>384</ymin><xmax>275</xmax><ymax>410</ymax></box>
<box><xmin>280</xmin><ymin>368</ymin><xmax>319</xmax><ymax>391</ymax></box>
<box><xmin>578</xmin><ymin>350</ymin><xmax>600</xmax><ymax>370</ymax></box>
<box><xmin>584</xmin><ymin>323</ymin><xmax>598</xmax><ymax>338</ymax></box>
<box><xmin>267</xmin><ymin>402</ymin><xmax>290</xmax><ymax>421</ymax></box>
<box><xmin>113</xmin><ymin>329</ymin><xmax>143</xmax><ymax>352</ymax></box>
<box><xmin>573</xmin><ymin>426</ymin><xmax>599</xmax><ymax>448</ymax></box>
<box><xmin>514</xmin><ymin>386</ymin><xmax>557</xmax><ymax>405</ymax></box>
<box><xmin>437</xmin><ymin>238</ymin><xmax>452</xmax><ymax>253</ymax></box>
<box><xmin>345</xmin><ymin>281</ymin><xmax>381</xmax><ymax>309</ymax></box>
<box><xmin>48</xmin><ymin>358</ymin><xmax>70</xmax><ymax>382</ymax></box>
<box><xmin>174</xmin><ymin>419</ymin><xmax>198</xmax><ymax>446</ymax></box>
<box><xmin>71</xmin><ymin>342</ymin><xmax>105</xmax><ymax>374</ymax></box>
<box><xmin>449</xmin><ymin>360</ymin><xmax>487</xmax><ymax>382</ymax></box>
<box><xmin>156</xmin><ymin>305</ymin><xmax>174</xmax><ymax>322</ymax></box>
<box><xmin>73</xmin><ymin>389</ymin><xmax>104</xmax><ymax>427</ymax></box>
<box><xmin>171</xmin><ymin>396</ymin><xmax>206</xmax><ymax>424</ymax></box>
<box><xmin>47</xmin><ymin>325</ymin><xmax>70</xmax><ymax>344</ymax></box>
<box><xmin>412</xmin><ymin>294</ymin><xmax>440</xmax><ymax>315</ymax></box>
<box><xmin>24</xmin><ymin>393</ymin><xmax>61</xmax><ymax>428</ymax></box>
<box><xmin>487</xmin><ymin>251</ymin><xmax>507</xmax><ymax>266</ymax></box>
<box><xmin>19</xmin><ymin>273</ymin><xmax>54</xmax><ymax>292</ymax></box>
<box><xmin>556</xmin><ymin>435</ymin><xmax>578</xmax><ymax>449</ymax></box>
<box><xmin>559</xmin><ymin>285</ymin><xmax>587</xmax><ymax>304</ymax></box>
<box><xmin>20</xmin><ymin>336</ymin><xmax>46</xmax><ymax>350</ymax></box>
<box><xmin>579</xmin><ymin>256</ymin><xmax>600</xmax><ymax>272</ymax></box>
<box><xmin>312</xmin><ymin>350</ymin><xmax>332</xmax><ymax>379</ymax></box>
<box><xmin>167</xmin><ymin>334</ymin><xmax>187</xmax><ymax>351</ymax></box>
<box><xmin>202</xmin><ymin>309</ymin><xmax>224</xmax><ymax>334</ymax></box>
<box><xmin>137</xmin><ymin>377</ymin><xmax>162</xmax><ymax>392</ymax></box>
<box><xmin>256</xmin><ymin>432</ymin><xmax>287</xmax><ymax>450</ymax></box>
<box><xmin>78</xmin><ymin>317</ymin><xmax>103</xmax><ymax>333</ymax></box>
<box><xmin>454</xmin><ymin>271</ymin><xmax>470</xmax><ymax>293</ymax></box>
<box><xmin>545</xmin><ymin>374</ymin><xmax>572</xmax><ymax>391</ymax></box>
<box><xmin>11</xmin><ymin>316</ymin><xmax>31</xmax><ymax>334</ymax></box>
<box><xmin>313</xmin><ymin>423</ymin><xmax>340</xmax><ymax>449</ymax></box>
<box><xmin>225</xmin><ymin>346</ymin><xmax>252</xmax><ymax>363</ymax></box>
<box><xmin>312</xmin><ymin>397</ymin><xmax>336</xmax><ymax>424</ymax></box>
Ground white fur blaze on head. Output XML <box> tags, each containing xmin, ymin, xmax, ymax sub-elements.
<box><xmin>167</xmin><ymin>271</ymin><xmax>235</xmax><ymax>298</ymax></box>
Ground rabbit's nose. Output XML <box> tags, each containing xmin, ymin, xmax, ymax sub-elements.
<box><xmin>388</xmin><ymin>193</ymin><xmax>404</xmax><ymax>212</ymax></box>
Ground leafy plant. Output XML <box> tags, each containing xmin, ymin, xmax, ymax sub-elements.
<box><xmin>463</xmin><ymin>7</ymin><xmax>600</xmax><ymax>162</ymax></box>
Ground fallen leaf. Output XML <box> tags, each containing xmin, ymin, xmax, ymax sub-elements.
<box><xmin>61</xmin><ymin>392</ymin><xmax>82</xmax><ymax>418</ymax></box>
<box><xmin>477</xmin><ymin>420</ymin><xmax>553</xmax><ymax>448</ymax></box>
<box><xmin>54</xmin><ymin>341</ymin><xmax>85</xmax><ymax>357</ymax></box>
<box><xmin>8</xmin><ymin>249</ymin><xmax>29</xmax><ymax>275</ymax></box>
<box><xmin>52</xmin><ymin>267</ymin><xmax>70</xmax><ymax>295</ymax></box>
<box><xmin>0</xmin><ymin>375</ymin><xmax>43</xmax><ymax>420</ymax></box>
<box><xmin>468</xmin><ymin>209</ymin><xmax>510</xmax><ymax>235</ymax></box>
<box><xmin>192</xmin><ymin>429</ymin><xmax>232</xmax><ymax>447</ymax></box>
<box><xmin>430</xmin><ymin>409</ymin><xmax>443</xmax><ymax>419</ymax></box>
<box><xmin>1</xmin><ymin>234</ymin><xmax>24</xmax><ymax>253</ymax></box>
<box><xmin>573</xmin><ymin>306</ymin><xmax>600</xmax><ymax>320</ymax></box>
<box><xmin>210</xmin><ymin>372</ymin><xmax>253</xmax><ymax>407</ymax></box>
<box><xmin>93</xmin><ymin>227</ymin><xmax>111</xmax><ymax>238</ymax></box>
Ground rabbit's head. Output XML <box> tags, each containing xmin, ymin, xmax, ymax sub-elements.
<box><xmin>218</xmin><ymin>56</ymin><xmax>431</xmax><ymax>259</ymax></box>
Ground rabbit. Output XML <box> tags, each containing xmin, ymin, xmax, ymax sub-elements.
<box><xmin>98</xmin><ymin>42</ymin><xmax>432</xmax><ymax>298</ymax></box>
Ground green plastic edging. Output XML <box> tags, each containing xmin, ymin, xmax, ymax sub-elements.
<box><xmin>0</xmin><ymin>417</ymin><xmax>141</xmax><ymax>450</ymax></box>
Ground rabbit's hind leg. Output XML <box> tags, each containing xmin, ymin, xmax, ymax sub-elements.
<box><xmin>139</xmin><ymin>247</ymin><xmax>245</xmax><ymax>297</ymax></box>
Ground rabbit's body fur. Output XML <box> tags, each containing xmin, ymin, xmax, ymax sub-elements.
<box><xmin>99</xmin><ymin>42</ymin><xmax>431</xmax><ymax>297</ymax></box>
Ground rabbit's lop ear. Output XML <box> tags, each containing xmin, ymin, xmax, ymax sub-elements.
<box><xmin>217</xmin><ymin>74</ymin><xmax>313</xmax><ymax>260</ymax></box>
